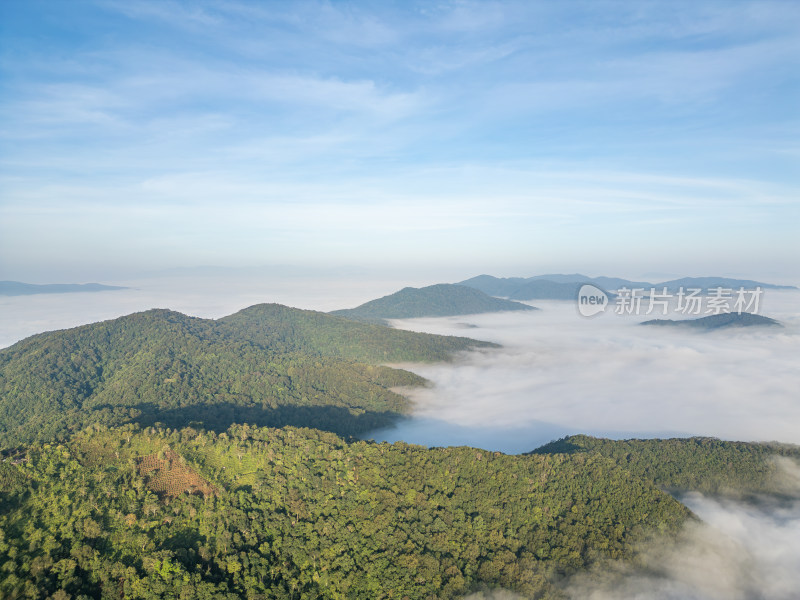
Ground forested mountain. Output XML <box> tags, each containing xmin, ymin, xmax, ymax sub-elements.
<box><xmin>0</xmin><ymin>306</ymin><xmax>493</xmax><ymax>448</ymax></box>
<box><xmin>4</xmin><ymin>426</ymin><xmax>796</xmax><ymax>599</ymax></box>
<box><xmin>641</xmin><ymin>312</ymin><xmax>781</xmax><ymax>330</ymax></box>
<box><xmin>330</xmin><ymin>284</ymin><xmax>535</xmax><ymax>323</ymax></box>
<box><xmin>459</xmin><ymin>276</ymin><xmax>618</xmax><ymax>300</ymax></box>
<box><xmin>2</xmin><ymin>304</ymin><xmax>798</xmax><ymax>598</ymax></box>
<box><xmin>0</xmin><ymin>281</ymin><xmax>127</xmax><ymax>295</ymax></box>
<box><xmin>218</xmin><ymin>303</ymin><xmax>497</xmax><ymax>362</ymax></box>
<box><xmin>534</xmin><ymin>435</ymin><xmax>800</xmax><ymax>495</ymax></box>
<box><xmin>0</xmin><ymin>424</ymin><xmax>690</xmax><ymax>599</ymax></box>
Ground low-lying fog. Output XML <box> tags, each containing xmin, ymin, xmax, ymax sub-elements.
<box><xmin>475</xmin><ymin>487</ymin><xmax>800</xmax><ymax>600</ymax></box>
<box><xmin>3</xmin><ymin>277</ymin><xmax>798</xmax><ymax>453</ymax></box>
<box><xmin>563</xmin><ymin>462</ymin><xmax>800</xmax><ymax>600</ymax></box>
<box><xmin>3</xmin><ymin>276</ymin><xmax>799</xmax><ymax>599</ymax></box>
<box><xmin>373</xmin><ymin>290</ymin><xmax>800</xmax><ymax>600</ymax></box>
<box><xmin>369</xmin><ymin>291</ymin><xmax>800</xmax><ymax>453</ymax></box>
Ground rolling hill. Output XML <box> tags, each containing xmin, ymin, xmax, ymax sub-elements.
<box><xmin>1</xmin><ymin>303</ymin><xmax>798</xmax><ymax>598</ymax></box>
<box><xmin>533</xmin><ymin>434</ymin><xmax>800</xmax><ymax>496</ymax></box>
<box><xmin>218</xmin><ymin>302</ymin><xmax>497</xmax><ymax>362</ymax></box>
<box><xmin>0</xmin><ymin>424</ymin><xmax>691</xmax><ymax>599</ymax></box>
<box><xmin>641</xmin><ymin>312</ymin><xmax>781</xmax><ymax>330</ymax></box>
<box><xmin>3</xmin><ymin>426</ymin><xmax>795</xmax><ymax>598</ymax></box>
<box><xmin>0</xmin><ymin>305</ymin><xmax>494</xmax><ymax>447</ymax></box>
<box><xmin>330</xmin><ymin>283</ymin><xmax>536</xmax><ymax>323</ymax></box>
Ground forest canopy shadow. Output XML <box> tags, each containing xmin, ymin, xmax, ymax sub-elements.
<box><xmin>128</xmin><ymin>402</ymin><xmax>403</xmax><ymax>438</ymax></box>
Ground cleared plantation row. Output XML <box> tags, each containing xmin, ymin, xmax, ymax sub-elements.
<box><xmin>137</xmin><ymin>448</ymin><xmax>218</xmax><ymax>498</ymax></box>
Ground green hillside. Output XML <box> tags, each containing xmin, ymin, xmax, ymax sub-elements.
<box><xmin>533</xmin><ymin>435</ymin><xmax>800</xmax><ymax>495</ymax></box>
<box><xmin>0</xmin><ymin>424</ymin><xmax>690</xmax><ymax>599</ymax></box>
<box><xmin>330</xmin><ymin>283</ymin><xmax>536</xmax><ymax>323</ymax></box>
<box><xmin>3</xmin><ymin>304</ymin><xmax>797</xmax><ymax>599</ymax></box>
<box><xmin>218</xmin><ymin>303</ymin><xmax>497</xmax><ymax>363</ymax></box>
<box><xmin>0</xmin><ymin>306</ymin><xmax>492</xmax><ymax>448</ymax></box>
<box><xmin>641</xmin><ymin>312</ymin><xmax>781</xmax><ymax>330</ymax></box>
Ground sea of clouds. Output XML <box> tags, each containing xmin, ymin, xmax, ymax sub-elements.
<box><xmin>563</xmin><ymin>465</ymin><xmax>800</xmax><ymax>600</ymax></box>
<box><xmin>370</xmin><ymin>291</ymin><xmax>800</xmax><ymax>453</ymax></box>
<box><xmin>3</xmin><ymin>276</ymin><xmax>797</xmax><ymax>452</ymax></box>
<box><xmin>372</xmin><ymin>291</ymin><xmax>800</xmax><ymax>600</ymax></box>
<box><xmin>2</xmin><ymin>275</ymin><xmax>798</xmax><ymax>599</ymax></box>
<box><xmin>472</xmin><ymin>487</ymin><xmax>800</xmax><ymax>600</ymax></box>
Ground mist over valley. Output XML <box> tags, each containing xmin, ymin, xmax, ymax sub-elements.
<box><xmin>2</xmin><ymin>0</ymin><xmax>798</xmax><ymax>595</ymax></box>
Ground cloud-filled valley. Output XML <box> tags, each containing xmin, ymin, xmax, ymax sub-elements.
<box><xmin>3</xmin><ymin>276</ymin><xmax>797</xmax><ymax>453</ymax></box>
<box><xmin>2</xmin><ymin>0</ymin><xmax>798</xmax><ymax>596</ymax></box>
<box><xmin>565</xmin><ymin>479</ymin><xmax>800</xmax><ymax>600</ymax></box>
<box><xmin>370</xmin><ymin>292</ymin><xmax>800</xmax><ymax>454</ymax></box>
<box><xmin>369</xmin><ymin>291</ymin><xmax>800</xmax><ymax>599</ymax></box>
<box><xmin>1</xmin><ymin>276</ymin><xmax>798</xmax><ymax>599</ymax></box>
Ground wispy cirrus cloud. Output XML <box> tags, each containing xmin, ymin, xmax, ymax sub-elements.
<box><xmin>0</xmin><ymin>0</ymin><xmax>797</xmax><ymax>277</ymax></box>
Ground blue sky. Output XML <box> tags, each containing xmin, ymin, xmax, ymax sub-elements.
<box><xmin>1</xmin><ymin>0</ymin><xmax>798</xmax><ymax>282</ymax></box>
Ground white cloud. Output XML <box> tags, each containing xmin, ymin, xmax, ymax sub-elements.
<box><xmin>565</xmin><ymin>489</ymin><xmax>800</xmax><ymax>600</ymax></box>
<box><xmin>245</xmin><ymin>73</ymin><xmax>426</xmax><ymax>117</ymax></box>
<box><xmin>372</xmin><ymin>292</ymin><xmax>800</xmax><ymax>453</ymax></box>
<box><xmin>1</xmin><ymin>0</ymin><xmax>797</xmax><ymax>277</ymax></box>
<box><xmin>99</xmin><ymin>0</ymin><xmax>223</xmax><ymax>30</ymax></box>
<box><xmin>3</xmin><ymin>271</ymin><xmax>797</xmax><ymax>600</ymax></box>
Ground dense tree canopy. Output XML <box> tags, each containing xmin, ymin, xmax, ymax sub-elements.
<box><xmin>0</xmin><ymin>306</ymin><xmax>492</xmax><ymax>448</ymax></box>
<box><xmin>2</xmin><ymin>305</ymin><xmax>797</xmax><ymax>599</ymax></box>
<box><xmin>0</xmin><ymin>424</ymin><xmax>690</xmax><ymax>599</ymax></box>
<box><xmin>534</xmin><ymin>435</ymin><xmax>800</xmax><ymax>496</ymax></box>
<box><xmin>219</xmin><ymin>303</ymin><xmax>497</xmax><ymax>362</ymax></box>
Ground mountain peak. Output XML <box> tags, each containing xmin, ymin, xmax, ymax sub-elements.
<box><xmin>330</xmin><ymin>283</ymin><xmax>536</xmax><ymax>323</ymax></box>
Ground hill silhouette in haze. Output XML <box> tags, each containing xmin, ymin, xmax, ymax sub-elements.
<box><xmin>1</xmin><ymin>301</ymin><xmax>798</xmax><ymax>598</ymax></box>
<box><xmin>641</xmin><ymin>312</ymin><xmax>781</xmax><ymax>330</ymax></box>
<box><xmin>0</xmin><ymin>280</ymin><xmax>127</xmax><ymax>295</ymax></box>
<box><xmin>330</xmin><ymin>283</ymin><xmax>536</xmax><ymax>323</ymax></box>
<box><xmin>460</xmin><ymin>274</ymin><xmax>796</xmax><ymax>300</ymax></box>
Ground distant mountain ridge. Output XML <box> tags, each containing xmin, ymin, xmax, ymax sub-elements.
<box><xmin>460</xmin><ymin>274</ymin><xmax>796</xmax><ymax>301</ymax></box>
<box><xmin>330</xmin><ymin>283</ymin><xmax>536</xmax><ymax>323</ymax></box>
<box><xmin>0</xmin><ymin>281</ymin><xmax>127</xmax><ymax>295</ymax></box>
<box><xmin>641</xmin><ymin>312</ymin><xmax>781</xmax><ymax>330</ymax></box>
